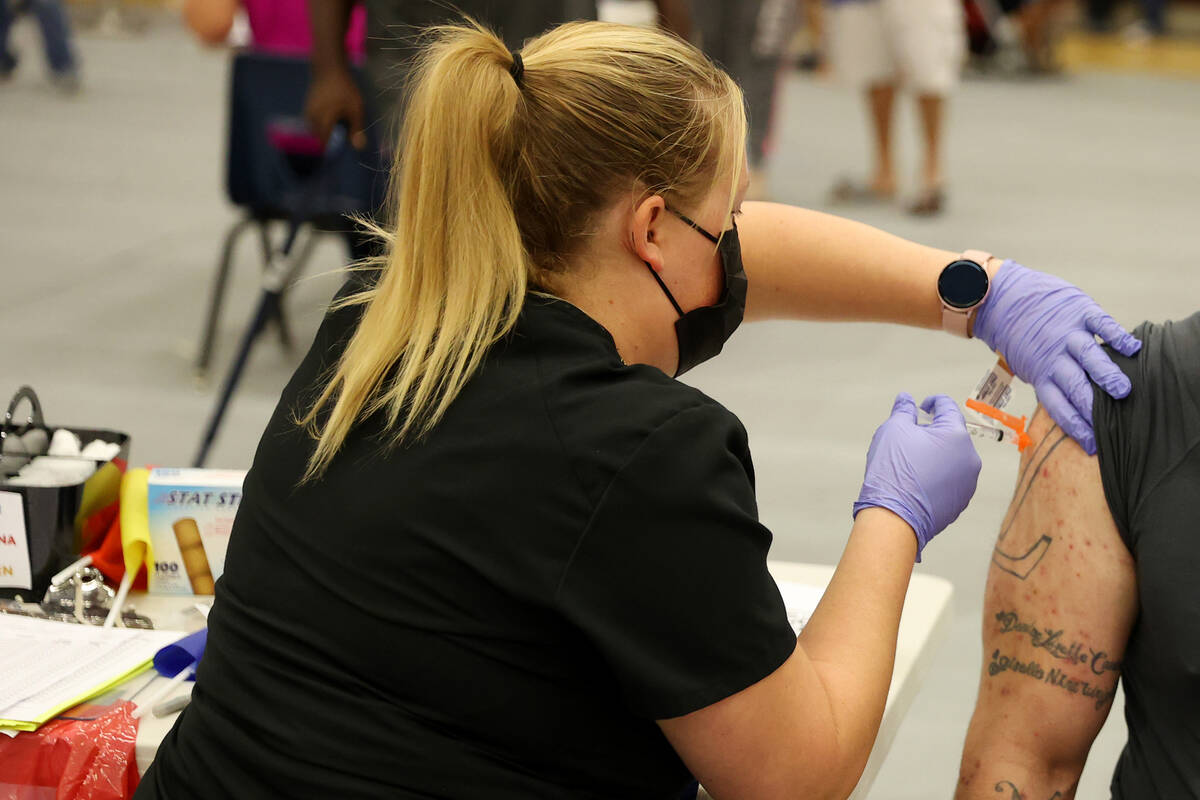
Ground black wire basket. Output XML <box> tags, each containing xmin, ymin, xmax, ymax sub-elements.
<box><xmin>0</xmin><ymin>387</ymin><xmax>130</xmax><ymax>599</ymax></box>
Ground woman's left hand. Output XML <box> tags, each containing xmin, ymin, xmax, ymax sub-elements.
<box><xmin>973</xmin><ymin>260</ymin><xmax>1142</xmax><ymax>455</ymax></box>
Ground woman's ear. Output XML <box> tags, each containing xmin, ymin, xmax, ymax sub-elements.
<box><xmin>631</xmin><ymin>194</ymin><xmax>667</xmax><ymax>272</ymax></box>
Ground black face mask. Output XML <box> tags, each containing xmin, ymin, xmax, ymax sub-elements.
<box><xmin>645</xmin><ymin>207</ymin><xmax>748</xmax><ymax>377</ymax></box>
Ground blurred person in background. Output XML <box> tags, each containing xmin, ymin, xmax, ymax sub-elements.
<box><xmin>692</xmin><ymin>0</ymin><xmax>795</xmax><ymax>200</ymax></box>
<box><xmin>182</xmin><ymin>0</ymin><xmax>370</xmax><ymax>262</ymax></box>
<box><xmin>0</xmin><ymin>0</ymin><xmax>80</xmax><ymax>91</ymax></box>
<box><xmin>304</xmin><ymin>0</ymin><xmax>691</xmax><ymax>152</ymax></box>
<box><xmin>999</xmin><ymin>0</ymin><xmax>1072</xmax><ymax>73</ymax></box>
<box><xmin>1087</xmin><ymin>0</ymin><xmax>1169</xmax><ymax>37</ymax></box>
<box><xmin>825</xmin><ymin>0</ymin><xmax>966</xmax><ymax>216</ymax></box>
<box><xmin>183</xmin><ymin>0</ymin><xmax>365</xmax><ymax>56</ymax></box>
<box><xmin>793</xmin><ymin>0</ymin><xmax>826</xmax><ymax>72</ymax></box>
<box><xmin>304</xmin><ymin>0</ymin><xmax>690</xmax><ymax>262</ymax></box>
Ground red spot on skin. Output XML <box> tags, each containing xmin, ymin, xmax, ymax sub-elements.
<box><xmin>1024</xmin><ymin>594</ymin><xmax>1032</xmax><ymax>601</ymax></box>
<box><xmin>1051</xmin><ymin>608</ymin><xmax>1058</xmax><ymax>615</ymax></box>
<box><xmin>1069</xmin><ymin>544</ymin><xmax>1075</xmax><ymax>550</ymax></box>
<box><xmin>1058</xmin><ymin>519</ymin><xmax>1065</xmax><ymax>528</ymax></box>
<box><xmin>1043</xmin><ymin>468</ymin><xmax>1051</xmax><ymax>478</ymax></box>
<box><xmin>1076</xmin><ymin>572</ymin><xmax>1082</xmax><ymax>578</ymax></box>
<box><xmin>1069</xmin><ymin>488</ymin><xmax>1078</xmax><ymax>496</ymax></box>
<box><xmin>1000</xmin><ymin>687</ymin><xmax>1012</xmax><ymax>697</ymax></box>
<box><xmin>1085</xmin><ymin>539</ymin><xmax>1092</xmax><ymax>547</ymax></box>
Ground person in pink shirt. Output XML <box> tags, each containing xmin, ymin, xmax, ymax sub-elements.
<box><xmin>184</xmin><ymin>0</ymin><xmax>364</xmax><ymax>59</ymax></box>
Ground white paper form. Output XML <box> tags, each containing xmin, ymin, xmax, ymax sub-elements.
<box><xmin>0</xmin><ymin>614</ymin><xmax>183</xmax><ymax>728</ymax></box>
<box><xmin>0</xmin><ymin>491</ymin><xmax>31</xmax><ymax>591</ymax></box>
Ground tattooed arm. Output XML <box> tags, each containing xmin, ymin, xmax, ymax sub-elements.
<box><xmin>955</xmin><ymin>408</ymin><xmax>1138</xmax><ymax>799</ymax></box>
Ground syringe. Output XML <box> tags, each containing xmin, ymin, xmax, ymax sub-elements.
<box><xmin>966</xmin><ymin>398</ymin><xmax>1032</xmax><ymax>451</ymax></box>
<box><xmin>962</xmin><ymin>356</ymin><xmax>1031</xmax><ymax>451</ymax></box>
<box><xmin>919</xmin><ymin>412</ymin><xmax>1017</xmax><ymax>444</ymax></box>
<box><xmin>965</xmin><ymin>420</ymin><xmax>1017</xmax><ymax>444</ymax></box>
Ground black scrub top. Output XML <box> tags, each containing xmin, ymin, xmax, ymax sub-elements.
<box><xmin>137</xmin><ymin>281</ymin><xmax>797</xmax><ymax>799</ymax></box>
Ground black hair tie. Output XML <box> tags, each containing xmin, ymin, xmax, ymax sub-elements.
<box><xmin>509</xmin><ymin>51</ymin><xmax>524</xmax><ymax>88</ymax></box>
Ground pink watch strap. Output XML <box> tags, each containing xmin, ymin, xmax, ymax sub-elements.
<box><xmin>941</xmin><ymin>251</ymin><xmax>993</xmax><ymax>338</ymax></box>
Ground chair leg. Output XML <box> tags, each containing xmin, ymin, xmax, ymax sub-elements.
<box><xmin>271</xmin><ymin>224</ymin><xmax>321</xmax><ymax>353</ymax></box>
<box><xmin>195</xmin><ymin>215</ymin><xmax>255</xmax><ymax>377</ymax></box>
<box><xmin>257</xmin><ymin>219</ymin><xmax>274</xmax><ymax>271</ymax></box>
<box><xmin>193</xmin><ymin>284</ymin><xmax>282</xmax><ymax>468</ymax></box>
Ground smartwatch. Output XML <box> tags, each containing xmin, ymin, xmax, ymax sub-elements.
<box><xmin>938</xmin><ymin>250</ymin><xmax>993</xmax><ymax>338</ymax></box>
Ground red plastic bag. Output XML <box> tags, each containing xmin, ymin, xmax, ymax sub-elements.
<box><xmin>0</xmin><ymin>701</ymin><xmax>140</xmax><ymax>800</ymax></box>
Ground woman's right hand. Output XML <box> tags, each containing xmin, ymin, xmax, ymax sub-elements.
<box><xmin>304</xmin><ymin>68</ymin><xmax>368</xmax><ymax>150</ymax></box>
<box><xmin>853</xmin><ymin>393</ymin><xmax>981</xmax><ymax>560</ymax></box>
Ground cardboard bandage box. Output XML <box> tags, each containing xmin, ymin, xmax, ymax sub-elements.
<box><xmin>147</xmin><ymin>468</ymin><xmax>246</xmax><ymax>595</ymax></box>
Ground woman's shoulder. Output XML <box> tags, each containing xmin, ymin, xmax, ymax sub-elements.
<box><xmin>518</xmin><ymin>293</ymin><xmax>739</xmax><ymax>428</ymax></box>
<box><xmin>511</xmin><ymin>298</ymin><xmax>746</xmax><ymax>498</ymax></box>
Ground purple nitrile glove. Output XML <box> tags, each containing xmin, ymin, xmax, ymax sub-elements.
<box><xmin>853</xmin><ymin>394</ymin><xmax>981</xmax><ymax>562</ymax></box>
<box><xmin>973</xmin><ymin>260</ymin><xmax>1142</xmax><ymax>455</ymax></box>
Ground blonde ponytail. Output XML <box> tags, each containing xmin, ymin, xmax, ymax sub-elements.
<box><xmin>300</xmin><ymin>19</ymin><xmax>746</xmax><ymax>480</ymax></box>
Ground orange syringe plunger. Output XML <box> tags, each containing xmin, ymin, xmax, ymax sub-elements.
<box><xmin>965</xmin><ymin>398</ymin><xmax>1033</xmax><ymax>452</ymax></box>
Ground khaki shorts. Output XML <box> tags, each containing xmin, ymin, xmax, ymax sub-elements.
<box><xmin>826</xmin><ymin>0</ymin><xmax>965</xmax><ymax>95</ymax></box>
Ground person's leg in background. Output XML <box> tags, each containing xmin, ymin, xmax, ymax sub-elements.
<box><xmin>913</xmin><ymin>92</ymin><xmax>942</xmax><ymax>212</ymax></box>
<box><xmin>1086</xmin><ymin>0</ymin><xmax>1116</xmax><ymax>32</ymax></box>
<box><xmin>825</xmin><ymin>0</ymin><xmax>898</xmax><ymax>204</ymax></box>
<box><xmin>1140</xmin><ymin>0</ymin><xmax>1167</xmax><ymax>35</ymax></box>
<box><xmin>741</xmin><ymin>0</ymin><xmax>793</xmax><ymax>200</ymax></box>
<box><xmin>887</xmin><ymin>0</ymin><xmax>964</xmax><ymax>215</ymax></box>
<box><xmin>794</xmin><ymin>0</ymin><xmax>825</xmax><ymax>72</ymax></box>
<box><xmin>0</xmin><ymin>0</ymin><xmax>19</xmax><ymax>78</ymax></box>
<box><xmin>1012</xmin><ymin>0</ymin><xmax>1071</xmax><ymax>72</ymax></box>
<box><xmin>865</xmin><ymin>82</ymin><xmax>897</xmax><ymax>197</ymax></box>
<box><xmin>691</xmin><ymin>0</ymin><xmax>792</xmax><ymax>201</ymax></box>
<box><xmin>28</xmin><ymin>0</ymin><xmax>79</xmax><ymax>89</ymax></box>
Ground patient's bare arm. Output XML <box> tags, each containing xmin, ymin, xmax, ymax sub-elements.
<box><xmin>955</xmin><ymin>408</ymin><xmax>1138</xmax><ymax>800</ymax></box>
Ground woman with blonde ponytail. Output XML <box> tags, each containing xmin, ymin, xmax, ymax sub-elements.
<box><xmin>140</xmin><ymin>16</ymin><xmax>1139</xmax><ymax>800</ymax></box>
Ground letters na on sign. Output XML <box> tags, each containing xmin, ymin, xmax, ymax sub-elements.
<box><xmin>0</xmin><ymin>492</ymin><xmax>32</xmax><ymax>590</ymax></box>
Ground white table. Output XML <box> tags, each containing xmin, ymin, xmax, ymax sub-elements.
<box><xmin>760</xmin><ymin>562</ymin><xmax>954</xmax><ymax>800</ymax></box>
<box><xmin>127</xmin><ymin>562</ymin><xmax>954</xmax><ymax>794</ymax></box>
<box><xmin>111</xmin><ymin>592</ymin><xmax>208</xmax><ymax>775</ymax></box>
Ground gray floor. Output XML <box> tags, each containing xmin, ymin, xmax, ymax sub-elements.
<box><xmin>3</xmin><ymin>17</ymin><xmax>1199</xmax><ymax>799</ymax></box>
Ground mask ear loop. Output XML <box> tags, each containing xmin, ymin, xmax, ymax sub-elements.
<box><xmin>644</xmin><ymin>262</ymin><xmax>685</xmax><ymax>317</ymax></box>
<box><xmin>665</xmin><ymin>205</ymin><xmax>721</xmax><ymax>244</ymax></box>
<box><xmin>661</xmin><ymin>206</ymin><xmax>737</xmax><ymax>308</ymax></box>
<box><xmin>641</xmin><ymin>204</ymin><xmax>724</xmax><ymax>317</ymax></box>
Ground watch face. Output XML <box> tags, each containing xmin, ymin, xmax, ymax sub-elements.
<box><xmin>938</xmin><ymin>260</ymin><xmax>989</xmax><ymax>309</ymax></box>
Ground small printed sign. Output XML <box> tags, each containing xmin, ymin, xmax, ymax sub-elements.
<box><xmin>0</xmin><ymin>491</ymin><xmax>32</xmax><ymax>590</ymax></box>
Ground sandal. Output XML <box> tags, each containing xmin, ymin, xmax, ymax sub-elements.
<box><xmin>828</xmin><ymin>177</ymin><xmax>895</xmax><ymax>206</ymax></box>
<box><xmin>908</xmin><ymin>187</ymin><xmax>945</xmax><ymax>217</ymax></box>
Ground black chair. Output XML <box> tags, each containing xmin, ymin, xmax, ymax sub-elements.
<box><xmin>194</xmin><ymin>49</ymin><xmax>385</xmax><ymax>378</ymax></box>
<box><xmin>192</xmin><ymin>51</ymin><xmax>385</xmax><ymax>466</ymax></box>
